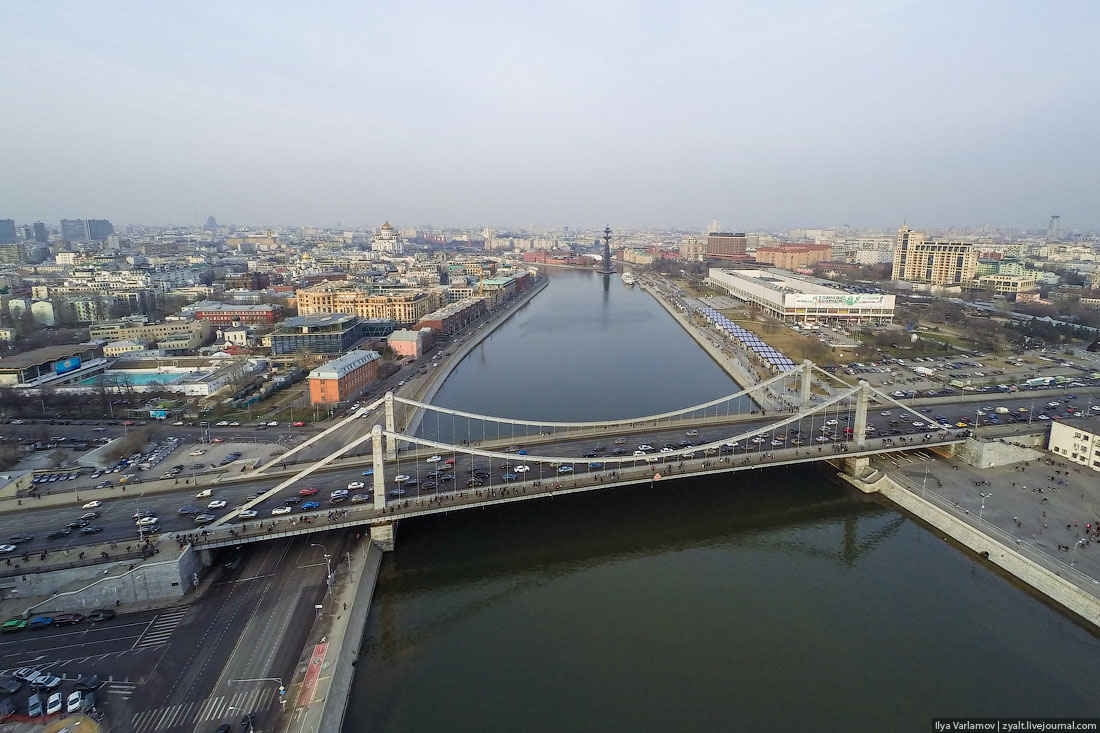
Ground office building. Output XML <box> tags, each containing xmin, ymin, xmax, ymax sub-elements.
<box><xmin>308</xmin><ymin>350</ymin><xmax>382</xmax><ymax>404</ymax></box>
<box><xmin>415</xmin><ymin>297</ymin><xmax>488</xmax><ymax>336</ymax></box>
<box><xmin>60</xmin><ymin>218</ymin><xmax>114</xmax><ymax>241</ymax></box>
<box><xmin>0</xmin><ymin>243</ymin><xmax>25</xmax><ymax>266</ymax></box>
<box><xmin>963</xmin><ymin>274</ymin><xmax>1038</xmax><ymax>301</ymax></box>
<box><xmin>891</xmin><ymin>226</ymin><xmax>977</xmax><ymax>284</ymax></box>
<box><xmin>1048</xmin><ymin>417</ymin><xmax>1100</xmax><ymax>472</ymax></box>
<box><xmin>89</xmin><ymin>317</ymin><xmax>211</xmax><ymax>346</ymax></box>
<box><xmin>296</xmin><ymin>282</ymin><xmax>441</xmax><ymax>325</ymax></box>
<box><xmin>707</xmin><ymin>268</ymin><xmax>895</xmax><ymax>324</ymax></box>
<box><xmin>271</xmin><ymin>313</ymin><xmax>395</xmax><ymax>356</ymax></box>
<box><xmin>190</xmin><ymin>301</ymin><xmax>283</xmax><ymax>325</ymax></box>
<box><xmin>706</xmin><ymin>232</ymin><xmax>749</xmax><ymax>261</ymax></box>
<box><xmin>754</xmin><ymin>244</ymin><xmax>833</xmax><ymax>270</ymax></box>
<box><xmin>0</xmin><ymin>220</ymin><xmax>16</xmax><ymax>244</ymax></box>
<box><xmin>33</xmin><ymin>222</ymin><xmax>48</xmax><ymax>243</ymax></box>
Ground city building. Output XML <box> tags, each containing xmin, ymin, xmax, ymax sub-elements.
<box><xmin>753</xmin><ymin>244</ymin><xmax>833</xmax><ymax>270</ymax></box>
<box><xmin>190</xmin><ymin>301</ymin><xmax>283</xmax><ymax>325</ymax></box>
<box><xmin>270</xmin><ymin>313</ymin><xmax>395</xmax><ymax>356</ymax></box>
<box><xmin>372</xmin><ymin>221</ymin><xmax>404</xmax><ymax>254</ymax></box>
<box><xmin>0</xmin><ymin>243</ymin><xmax>25</xmax><ymax>265</ymax></box>
<box><xmin>32</xmin><ymin>222</ymin><xmax>48</xmax><ymax>243</ymax></box>
<box><xmin>0</xmin><ymin>220</ymin><xmax>16</xmax><ymax>245</ymax></box>
<box><xmin>59</xmin><ymin>218</ymin><xmax>114</xmax><ymax>241</ymax></box>
<box><xmin>89</xmin><ymin>317</ymin><xmax>212</xmax><ymax>345</ymax></box>
<box><xmin>103</xmin><ymin>339</ymin><xmax>152</xmax><ymax>357</ymax></box>
<box><xmin>963</xmin><ymin>274</ymin><xmax>1038</xmax><ymax>301</ymax></box>
<box><xmin>1048</xmin><ymin>416</ymin><xmax>1100</xmax><ymax>472</ymax></box>
<box><xmin>706</xmin><ymin>232</ymin><xmax>749</xmax><ymax>261</ymax></box>
<box><xmin>707</xmin><ymin>268</ymin><xmax>895</xmax><ymax>324</ymax></box>
<box><xmin>891</xmin><ymin>226</ymin><xmax>977</xmax><ymax>284</ymax></box>
<box><xmin>296</xmin><ymin>282</ymin><xmax>441</xmax><ymax>325</ymax></box>
<box><xmin>415</xmin><ymin>297</ymin><xmax>488</xmax><ymax>336</ymax></box>
<box><xmin>0</xmin><ymin>344</ymin><xmax>104</xmax><ymax>386</ymax></box>
<box><xmin>308</xmin><ymin>350</ymin><xmax>382</xmax><ymax>404</ymax></box>
<box><xmin>387</xmin><ymin>328</ymin><xmax>429</xmax><ymax>358</ymax></box>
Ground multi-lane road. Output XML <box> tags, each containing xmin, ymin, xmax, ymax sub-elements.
<box><xmin>1</xmin><ymin>535</ymin><xmax>340</xmax><ymax>731</ymax></box>
<box><xmin>3</xmin><ymin>390</ymin><xmax>1096</xmax><ymax>559</ymax></box>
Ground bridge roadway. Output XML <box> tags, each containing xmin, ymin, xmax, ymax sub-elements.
<box><xmin>0</xmin><ymin>391</ymin><xmax>1080</xmax><ymax>559</ymax></box>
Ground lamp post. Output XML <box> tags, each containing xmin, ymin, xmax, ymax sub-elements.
<box><xmin>229</xmin><ymin>677</ymin><xmax>285</xmax><ymax>711</ymax></box>
<box><xmin>311</xmin><ymin>543</ymin><xmax>333</xmax><ymax>596</ymax></box>
<box><xmin>1071</xmin><ymin>538</ymin><xmax>1085</xmax><ymax>567</ymax></box>
<box><xmin>978</xmin><ymin>492</ymin><xmax>992</xmax><ymax>522</ymax></box>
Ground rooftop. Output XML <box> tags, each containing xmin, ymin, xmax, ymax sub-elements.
<box><xmin>308</xmin><ymin>350</ymin><xmax>381</xmax><ymax>380</ymax></box>
<box><xmin>0</xmin><ymin>344</ymin><xmax>96</xmax><ymax>370</ymax></box>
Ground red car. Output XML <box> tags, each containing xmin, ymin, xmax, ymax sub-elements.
<box><xmin>122</xmin><ymin>421</ymin><xmax>135</xmax><ymax>426</ymax></box>
<box><xmin>292</xmin><ymin>421</ymin><xmax>305</xmax><ymax>427</ymax></box>
<box><xmin>298</xmin><ymin>487</ymin><xmax>318</xmax><ymax>496</ymax></box>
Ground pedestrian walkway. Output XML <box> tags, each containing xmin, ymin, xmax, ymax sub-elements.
<box><xmin>132</xmin><ymin>606</ymin><xmax>188</xmax><ymax>648</ymax></box>
<box><xmin>129</xmin><ymin>687</ymin><xmax>273</xmax><ymax>732</ymax></box>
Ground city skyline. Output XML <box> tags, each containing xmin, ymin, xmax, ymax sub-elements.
<box><xmin>2</xmin><ymin>2</ymin><xmax>1098</xmax><ymax>229</ymax></box>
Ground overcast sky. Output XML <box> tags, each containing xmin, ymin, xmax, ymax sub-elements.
<box><xmin>2</xmin><ymin>1</ymin><xmax>1098</xmax><ymax>231</ymax></box>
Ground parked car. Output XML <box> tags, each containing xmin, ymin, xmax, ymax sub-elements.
<box><xmin>2</xmin><ymin>619</ymin><xmax>27</xmax><ymax>633</ymax></box>
<box><xmin>52</xmin><ymin>613</ymin><xmax>84</xmax><ymax>626</ymax></box>
<box><xmin>85</xmin><ymin>609</ymin><xmax>115</xmax><ymax>622</ymax></box>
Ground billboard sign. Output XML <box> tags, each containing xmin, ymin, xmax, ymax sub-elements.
<box><xmin>787</xmin><ymin>293</ymin><xmax>886</xmax><ymax>307</ymax></box>
<box><xmin>55</xmin><ymin>357</ymin><xmax>82</xmax><ymax>375</ymax></box>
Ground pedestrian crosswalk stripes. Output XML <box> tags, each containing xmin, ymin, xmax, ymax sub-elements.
<box><xmin>107</xmin><ymin>682</ymin><xmax>136</xmax><ymax>699</ymax></box>
<box><xmin>130</xmin><ymin>688</ymin><xmax>273</xmax><ymax>732</ymax></box>
<box><xmin>132</xmin><ymin>607</ymin><xmax>188</xmax><ymax>649</ymax></box>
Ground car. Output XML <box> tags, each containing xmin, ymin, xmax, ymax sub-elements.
<box><xmin>32</xmin><ymin>673</ymin><xmax>61</xmax><ymax>690</ymax></box>
<box><xmin>79</xmin><ymin>526</ymin><xmax>104</xmax><ymax>535</ymax></box>
<box><xmin>444</xmin><ymin>457</ymin><xmax>456</xmax><ymax>465</ymax></box>
<box><xmin>196</xmin><ymin>488</ymin><xmax>213</xmax><ymax>498</ymax></box>
<box><xmin>215</xmin><ymin>421</ymin><xmax>229</xmax><ymax>427</ymax></box>
<box><xmin>880</xmin><ymin>410</ymin><xmax>892</xmax><ymax>416</ymax></box>
<box><xmin>686</xmin><ymin>429</ymin><xmax>699</xmax><ymax>437</ymax></box>
<box><xmin>189</xmin><ymin>449</ymin><xmax>206</xmax><ymax>457</ymax></box>
<box><xmin>82</xmin><ymin>500</ymin><xmax>102</xmax><ymax>509</ymax></box>
<box><xmin>136</xmin><ymin>516</ymin><xmax>159</xmax><ymax>527</ymax></box>
<box><xmin>66</xmin><ymin>689</ymin><xmax>84</xmax><ymax>714</ymax></box>
<box><xmin>80</xmin><ymin>511</ymin><xmax>101</xmax><ymax>521</ymax></box>
<box><xmin>297</xmin><ymin>487</ymin><xmax>319</xmax><ymax>496</ymax></box>
<box><xmin>173</xmin><ymin>421</ymin><xmax>185</xmax><ymax>426</ymax></box>
<box><xmin>178</xmin><ymin>506</ymin><xmax>200</xmax><ymax>515</ymax></box>
<box><xmin>347</xmin><ymin>481</ymin><xmax>365</xmax><ymax>490</ymax></box>
<box><xmin>12</xmin><ymin>668</ymin><xmax>39</xmax><ymax>682</ymax></box>
<box><xmin>770</xmin><ymin>440</ymin><xmax>784</xmax><ymax>447</ymax></box>
<box><xmin>394</xmin><ymin>474</ymin><xmax>410</xmax><ymax>483</ymax></box>
<box><xmin>425</xmin><ymin>455</ymin><xmax>442</xmax><ymax>463</ymax></box>
<box><xmin>390</xmin><ymin>488</ymin><xmax>407</xmax><ymax>497</ymax></box>
<box><xmin>228</xmin><ymin>421</ymin><xmax>241</xmax><ymax>427</ymax></box>
<box><xmin>557</xmin><ymin>466</ymin><xmax>574</xmax><ymax>474</ymax></box>
<box><xmin>292</xmin><ymin>421</ymin><xmax>305</xmax><ymax>427</ymax></box>
<box><xmin>588</xmin><ymin>462</ymin><xmax>603</xmax><ymax>469</ymax></box>
<box><xmin>267</xmin><ymin>421</ymin><xmax>279</xmax><ymax>427</ymax></box>
<box><xmin>52</xmin><ymin>613</ymin><xmax>83</xmax><ymax>626</ymax></box>
<box><xmin>238</xmin><ymin>510</ymin><xmax>259</xmax><ymax>520</ymax></box>
<box><xmin>0</xmin><ymin>678</ymin><xmax>21</xmax><ymax>693</ymax></box>
<box><xmin>6</xmin><ymin>534</ymin><xmax>32</xmax><ymax>544</ymax></box>
<box><xmin>208</xmin><ymin>500</ymin><xmax>227</xmax><ymax>509</ymax></box>
<box><xmin>73</xmin><ymin>674</ymin><xmax>99</xmax><ymax>691</ymax></box>
<box><xmin>122</xmin><ymin>421</ymin><xmax>135</xmax><ymax>426</ymax></box>
<box><xmin>2</xmin><ymin>619</ymin><xmax>27</xmax><ymax>633</ymax></box>
<box><xmin>85</xmin><ymin>609</ymin><xmax>115</xmax><ymax>622</ymax></box>
<box><xmin>361</xmin><ymin>469</ymin><xmax>374</xmax><ymax>477</ymax></box>
<box><xmin>351</xmin><ymin>494</ymin><xmax>371</xmax><ymax>503</ymax></box>
<box><xmin>301</xmin><ymin>501</ymin><xmax>320</xmax><ymax>510</ymax></box>
<box><xmin>27</xmin><ymin>616</ymin><xmax>53</xmax><ymax>629</ymax></box>
<box><xmin>46</xmin><ymin>529</ymin><xmax>71</xmax><ymax>539</ymax></box>
<box><xmin>284</xmin><ymin>496</ymin><xmax>302</xmax><ymax>505</ymax></box>
<box><xmin>272</xmin><ymin>506</ymin><xmax>292</xmax><ymax>515</ymax></box>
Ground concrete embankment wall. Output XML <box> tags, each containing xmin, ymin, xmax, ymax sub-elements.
<box><xmin>849</xmin><ymin>473</ymin><xmax>1100</xmax><ymax>630</ymax></box>
<box><xmin>316</xmin><ymin>541</ymin><xmax>383</xmax><ymax>732</ymax></box>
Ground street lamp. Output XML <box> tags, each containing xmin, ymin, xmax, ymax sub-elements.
<box><xmin>978</xmin><ymin>492</ymin><xmax>992</xmax><ymax>522</ymax></box>
<box><xmin>311</xmin><ymin>543</ymin><xmax>333</xmax><ymax>595</ymax></box>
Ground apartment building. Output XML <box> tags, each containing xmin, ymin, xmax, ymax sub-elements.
<box><xmin>891</xmin><ymin>226</ymin><xmax>977</xmax><ymax>284</ymax></box>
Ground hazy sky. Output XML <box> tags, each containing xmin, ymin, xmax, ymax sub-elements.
<box><xmin>2</xmin><ymin>1</ymin><xmax>1098</xmax><ymax>231</ymax></box>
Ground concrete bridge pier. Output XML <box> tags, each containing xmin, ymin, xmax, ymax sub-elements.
<box><xmin>371</xmin><ymin>522</ymin><xmax>397</xmax><ymax>552</ymax></box>
<box><xmin>372</xmin><ymin>425</ymin><xmax>386</xmax><ymax>513</ymax></box>
<box><xmin>842</xmin><ymin>455</ymin><xmax>872</xmax><ymax>481</ymax></box>
<box><xmin>853</xmin><ymin>380</ymin><xmax>869</xmax><ymax>447</ymax></box>
<box><xmin>800</xmin><ymin>359</ymin><xmax>813</xmax><ymax>407</ymax></box>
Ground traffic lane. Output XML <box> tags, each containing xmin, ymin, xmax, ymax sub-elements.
<box><xmin>0</xmin><ymin>609</ymin><xmax>161</xmax><ymax>669</ymax></box>
<box><xmin>1</xmin><ymin>392</ymin><xmax>1087</xmax><ymax>550</ymax></box>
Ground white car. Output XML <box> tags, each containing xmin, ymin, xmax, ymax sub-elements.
<box><xmin>348</xmin><ymin>481</ymin><xmax>365</xmax><ymax>490</ymax></box>
<box><xmin>751</xmin><ymin>437</ymin><xmax>766</xmax><ymax>444</ymax></box>
<box><xmin>880</xmin><ymin>411</ymin><xmax>892</xmax><ymax>416</ymax></box>
<box><xmin>136</xmin><ymin>516</ymin><xmax>159</xmax><ymax>527</ymax></box>
<box><xmin>637</xmin><ymin>444</ymin><xmax>654</xmax><ymax>451</ymax></box>
<box><xmin>267</xmin><ymin>421</ymin><xmax>279</xmax><ymax>427</ymax></box>
<box><xmin>272</xmin><ymin>506</ymin><xmax>292</xmax><ymax>515</ymax></box>
<box><xmin>633</xmin><ymin>450</ymin><xmax>647</xmax><ymax>456</ymax></box>
<box><xmin>196</xmin><ymin>489</ymin><xmax>212</xmax><ymax>498</ymax></box>
<box><xmin>394</xmin><ymin>474</ymin><xmax>410</xmax><ymax>483</ymax></box>
<box><xmin>0</xmin><ymin>544</ymin><xmax>17</xmax><ymax>554</ymax></box>
<box><xmin>825</xmin><ymin>419</ymin><xmax>838</xmax><ymax>426</ymax></box>
<box><xmin>208</xmin><ymin>500</ymin><xmax>227</xmax><ymax>509</ymax></box>
<box><xmin>238</xmin><ymin>510</ymin><xmax>258</xmax><ymax>519</ymax></box>
<box><xmin>514</xmin><ymin>465</ymin><xmax>531</xmax><ymax>473</ymax></box>
<box><xmin>189</xmin><ymin>450</ymin><xmax>206</xmax><ymax>457</ymax></box>
<box><xmin>215</xmin><ymin>421</ymin><xmax>229</xmax><ymax>427</ymax></box>
<box><xmin>685</xmin><ymin>430</ymin><xmax>699</xmax><ymax>437</ymax></box>
<box><xmin>425</xmin><ymin>455</ymin><xmax>442</xmax><ymax>463</ymax></box>
<box><xmin>82</xmin><ymin>500</ymin><xmax>102</xmax><ymax>509</ymax></box>
<box><xmin>229</xmin><ymin>421</ymin><xmax>240</xmax><ymax>427</ymax></box>
<box><xmin>912</xmin><ymin>421</ymin><xmax>925</xmax><ymax>427</ymax></box>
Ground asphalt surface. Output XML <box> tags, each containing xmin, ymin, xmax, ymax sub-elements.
<box><xmin>3</xmin><ymin>390</ymin><xmax>1095</xmax><ymax>558</ymax></box>
<box><xmin>0</xmin><ymin>535</ymin><xmax>335</xmax><ymax>731</ymax></box>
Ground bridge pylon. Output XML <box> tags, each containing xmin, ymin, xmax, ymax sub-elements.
<box><xmin>853</xmin><ymin>380</ymin><xmax>869</xmax><ymax>447</ymax></box>
<box><xmin>372</xmin><ymin>424</ymin><xmax>386</xmax><ymax>512</ymax></box>
<box><xmin>384</xmin><ymin>391</ymin><xmax>398</xmax><ymax>459</ymax></box>
<box><xmin>800</xmin><ymin>359</ymin><xmax>814</xmax><ymax>407</ymax></box>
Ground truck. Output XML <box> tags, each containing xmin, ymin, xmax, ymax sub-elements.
<box><xmin>995</xmin><ymin>407</ymin><xmax>1010</xmax><ymax>414</ymax></box>
<box><xmin>913</xmin><ymin>366</ymin><xmax>936</xmax><ymax>377</ymax></box>
<box><xmin>1026</xmin><ymin>377</ymin><xmax>1054</xmax><ymax>386</ymax></box>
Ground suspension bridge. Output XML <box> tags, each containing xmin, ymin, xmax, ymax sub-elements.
<box><xmin>187</xmin><ymin>361</ymin><xmax>970</xmax><ymax>551</ymax></box>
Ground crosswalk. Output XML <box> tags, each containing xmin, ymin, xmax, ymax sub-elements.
<box><xmin>130</xmin><ymin>688</ymin><xmax>273</xmax><ymax>732</ymax></box>
<box><xmin>107</xmin><ymin>681</ymin><xmax>137</xmax><ymax>699</ymax></box>
<box><xmin>132</xmin><ymin>607</ymin><xmax>188</xmax><ymax>649</ymax></box>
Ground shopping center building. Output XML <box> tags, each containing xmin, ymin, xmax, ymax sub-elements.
<box><xmin>707</xmin><ymin>268</ymin><xmax>895</xmax><ymax>324</ymax></box>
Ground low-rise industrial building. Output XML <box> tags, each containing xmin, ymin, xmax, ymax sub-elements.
<box><xmin>707</xmin><ymin>268</ymin><xmax>895</xmax><ymax>324</ymax></box>
<box><xmin>1048</xmin><ymin>416</ymin><xmax>1100</xmax><ymax>472</ymax></box>
<box><xmin>0</xmin><ymin>344</ymin><xmax>104</xmax><ymax>386</ymax></box>
<box><xmin>308</xmin><ymin>350</ymin><xmax>382</xmax><ymax>404</ymax></box>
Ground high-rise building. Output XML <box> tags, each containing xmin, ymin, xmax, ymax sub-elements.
<box><xmin>60</xmin><ymin>218</ymin><xmax>114</xmax><ymax>241</ymax></box>
<box><xmin>0</xmin><ymin>219</ymin><xmax>16</xmax><ymax>245</ymax></box>
<box><xmin>891</xmin><ymin>226</ymin><xmax>976</xmax><ymax>285</ymax></box>
<box><xmin>33</xmin><ymin>222</ymin><xmax>48</xmax><ymax>243</ymax></box>
<box><xmin>706</xmin><ymin>232</ymin><xmax>749</xmax><ymax>261</ymax></box>
<box><xmin>0</xmin><ymin>243</ymin><xmax>26</xmax><ymax>265</ymax></box>
<box><xmin>205</xmin><ymin>216</ymin><xmax>217</xmax><ymax>229</ymax></box>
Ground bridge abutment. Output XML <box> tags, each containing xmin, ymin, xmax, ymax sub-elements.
<box><xmin>371</xmin><ymin>522</ymin><xmax>397</xmax><ymax>551</ymax></box>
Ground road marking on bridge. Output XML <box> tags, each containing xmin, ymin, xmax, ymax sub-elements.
<box><xmin>107</xmin><ymin>681</ymin><xmax>136</xmax><ymax>699</ymax></box>
<box><xmin>130</xmin><ymin>688</ymin><xmax>272</xmax><ymax>732</ymax></box>
<box><xmin>132</xmin><ymin>607</ymin><xmax>188</xmax><ymax>649</ymax></box>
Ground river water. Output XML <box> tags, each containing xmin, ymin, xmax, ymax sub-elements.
<box><xmin>346</xmin><ymin>269</ymin><xmax>1099</xmax><ymax>732</ymax></box>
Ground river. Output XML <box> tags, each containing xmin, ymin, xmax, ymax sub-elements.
<box><xmin>346</xmin><ymin>269</ymin><xmax>1099</xmax><ymax>732</ymax></box>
